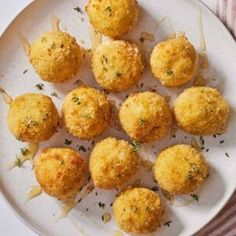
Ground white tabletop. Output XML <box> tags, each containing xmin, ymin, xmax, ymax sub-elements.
<box><xmin>0</xmin><ymin>0</ymin><xmax>214</xmax><ymax>235</ymax></box>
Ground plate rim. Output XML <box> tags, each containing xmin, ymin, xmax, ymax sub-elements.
<box><xmin>0</xmin><ymin>0</ymin><xmax>235</xmax><ymax>235</ymax></box>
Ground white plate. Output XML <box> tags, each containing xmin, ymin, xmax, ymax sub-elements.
<box><xmin>0</xmin><ymin>0</ymin><xmax>236</xmax><ymax>235</ymax></box>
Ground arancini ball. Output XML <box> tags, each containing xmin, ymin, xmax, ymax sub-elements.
<box><xmin>86</xmin><ymin>0</ymin><xmax>139</xmax><ymax>39</ymax></box>
<box><xmin>174</xmin><ymin>87</ymin><xmax>229</xmax><ymax>135</ymax></box>
<box><xmin>119</xmin><ymin>92</ymin><xmax>172</xmax><ymax>142</ymax></box>
<box><xmin>150</xmin><ymin>36</ymin><xmax>198</xmax><ymax>87</ymax></box>
<box><xmin>154</xmin><ymin>144</ymin><xmax>208</xmax><ymax>195</ymax></box>
<box><xmin>92</xmin><ymin>40</ymin><xmax>144</xmax><ymax>92</ymax></box>
<box><xmin>29</xmin><ymin>31</ymin><xmax>84</xmax><ymax>82</ymax></box>
<box><xmin>89</xmin><ymin>137</ymin><xmax>139</xmax><ymax>189</ymax></box>
<box><xmin>113</xmin><ymin>188</ymin><xmax>164</xmax><ymax>233</ymax></box>
<box><xmin>35</xmin><ymin>147</ymin><xmax>85</xmax><ymax>200</ymax></box>
<box><xmin>7</xmin><ymin>93</ymin><xmax>58</xmax><ymax>143</ymax></box>
<box><xmin>62</xmin><ymin>86</ymin><xmax>111</xmax><ymax>140</ymax></box>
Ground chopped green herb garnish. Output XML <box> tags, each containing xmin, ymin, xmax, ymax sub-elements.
<box><xmin>187</xmin><ymin>173</ymin><xmax>194</xmax><ymax>181</ymax></box>
<box><xmin>131</xmin><ymin>140</ymin><xmax>141</xmax><ymax>152</ymax></box>
<box><xmin>98</xmin><ymin>202</ymin><xmax>106</xmax><ymax>208</ymax></box>
<box><xmin>51</xmin><ymin>92</ymin><xmax>59</xmax><ymax>98</ymax></box>
<box><xmin>139</xmin><ymin>37</ymin><xmax>145</xmax><ymax>43</ymax></box>
<box><xmin>15</xmin><ymin>158</ymin><xmax>23</xmax><ymax>168</ymax></box>
<box><xmin>104</xmin><ymin>6</ymin><xmax>112</xmax><ymax>16</ymax></box>
<box><xmin>72</xmin><ymin>97</ymin><xmax>82</xmax><ymax>105</ymax></box>
<box><xmin>23</xmin><ymin>69</ymin><xmax>28</xmax><ymax>74</ymax></box>
<box><xmin>41</xmin><ymin>37</ymin><xmax>46</xmax><ymax>42</ymax></box>
<box><xmin>164</xmin><ymin>221</ymin><xmax>172</xmax><ymax>227</ymax></box>
<box><xmin>51</xmin><ymin>42</ymin><xmax>56</xmax><ymax>49</ymax></box>
<box><xmin>79</xmin><ymin>146</ymin><xmax>87</xmax><ymax>152</ymax></box>
<box><xmin>140</xmin><ymin>118</ymin><xmax>147</xmax><ymax>126</ymax></box>
<box><xmin>192</xmin><ymin>165</ymin><xmax>200</xmax><ymax>174</ymax></box>
<box><xmin>83</xmin><ymin>114</ymin><xmax>91</xmax><ymax>119</ymax></box>
<box><xmin>42</xmin><ymin>112</ymin><xmax>49</xmax><ymax>121</ymax></box>
<box><xmin>35</xmin><ymin>83</ymin><xmax>44</xmax><ymax>90</ymax></box>
<box><xmin>116</xmin><ymin>72</ymin><xmax>122</xmax><ymax>77</ymax></box>
<box><xmin>190</xmin><ymin>193</ymin><xmax>199</xmax><ymax>201</ymax></box>
<box><xmin>200</xmin><ymin>136</ymin><xmax>204</xmax><ymax>146</ymax></box>
<box><xmin>20</xmin><ymin>147</ymin><xmax>29</xmax><ymax>156</ymax></box>
<box><xmin>24</xmin><ymin>117</ymin><xmax>38</xmax><ymax>128</ymax></box>
<box><xmin>151</xmin><ymin>186</ymin><xmax>159</xmax><ymax>192</ymax></box>
<box><xmin>74</xmin><ymin>6</ymin><xmax>83</xmax><ymax>14</ymax></box>
<box><xmin>166</xmin><ymin>70</ymin><xmax>174</xmax><ymax>76</ymax></box>
<box><xmin>102</xmin><ymin>55</ymin><xmax>108</xmax><ymax>64</ymax></box>
<box><xmin>64</xmin><ymin>139</ymin><xmax>72</xmax><ymax>145</ymax></box>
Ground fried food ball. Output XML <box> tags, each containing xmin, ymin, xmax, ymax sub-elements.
<box><xmin>35</xmin><ymin>147</ymin><xmax>85</xmax><ymax>200</ymax></box>
<box><xmin>119</xmin><ymin>92</ymin><xmax>172</xmax><ymax>142</ymax></box>
<box><xmin>92</xmin><ymin>40</ymin><xmax>144</xmax><ymax>92</ymax></box>
<box><xmin>86</xmin><ymin>0</ymin><xmax>138</xmax><ymax>39</ymax></box>
<box><xmin>150</xmin><ymin>36</ymin><xmax>198</xmax><ymax>87</ymax></box>
<box><xmin>89</xmin><ymin>137</ymin><xmax>139</xmax><ymax>189</ymax></box>
<box><xmin>29</xmin><ymin>31</ymin><xmax>84</xmax><ymax>82</ymax></box>
<box><xmin>174</xmin><ymin>87</ymin><xmax>229</xmax><ymax>135</ymax></box>
<box><xmin>113</xmin><ymin>188</ymin><xmax>164</xmax><ymax>233</ymax></box>
<box><xmin>154</xmin><ymin>144</ymin><xmax>208</xmax><ymax>195</ymax></box>
<box><xmin>62</xmin><ymin>87</ymin><xmax>111</xmax><ymax>139</ymax></box>
<box><xmin>7</xmin><ymin>93</ymin><xmax>58</xmax><ymax>143</ymax></box>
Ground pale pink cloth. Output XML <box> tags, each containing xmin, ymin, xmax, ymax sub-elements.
<box><xmin>216</xmin><ymin>0</ymin><xmax>236</xmax><ymax>36</ymax></box>
<box><xmin>197</xmin><ymin>1</ymin><xmax>236</xmax><ymax>235</ymax></box>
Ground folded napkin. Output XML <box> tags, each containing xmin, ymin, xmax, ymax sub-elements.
<box><xmin>197</xmin><ymin>1</ymin><xmax>235</xmax><ymax>235</ymax></box>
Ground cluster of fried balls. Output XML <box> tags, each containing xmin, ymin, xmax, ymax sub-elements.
<box><xmin>6</xmin><ymin>0</ymin><xmax>230</xmax><ymax>234</ymax></box>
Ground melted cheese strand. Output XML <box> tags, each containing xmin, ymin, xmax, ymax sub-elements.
<box><xmin>18</xmin><ymin>34</ymin><xmax>31</xmax><ymax>56</ymax></box>
<box><xmin>55</xmin><ymin>199</ymin><xmax>77</xmax><ymax>222</ymax></box>
<box><xmin>51</xmin><ymin>15</ymin><xmax>61</xmax><ymax>32</ymax></box>
<box><xmin>7</xmin><ymin>142</ymin><xmax>39</xmax><ymax>170</ymax></box>
<box><xmin>26</xmin><ymin>186</ymin><xmax>42</xmax><ymax>202</ymax></box>
<box><xmin>90</xmin><ymin>25</ymin><xmax>102</xmax><ymax>51</ymax></box>
<box><xmin>199</xmin><ymin>10</ymin><xmax>206</xmax><ymax>51</ymax></box>
<box><xmin>168</xmin><ymin>17</ymin><xmax>176</xmax><ymax>38</ymax></box>
<box><xmin>0</xmin><ymin>86</ymin><xmax>12</xmax><ymax>104</ymax></box>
